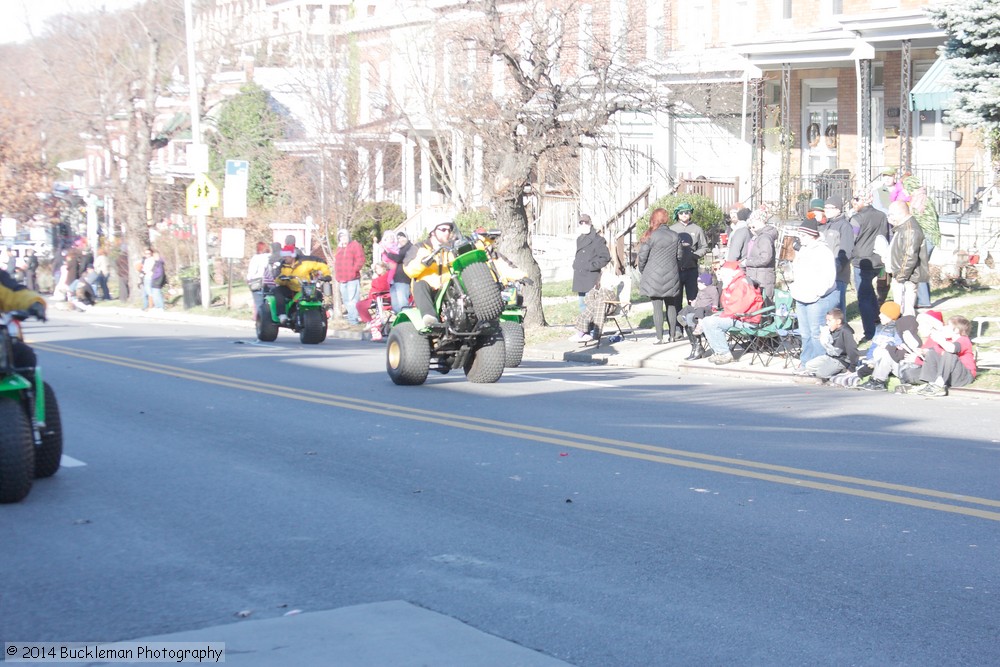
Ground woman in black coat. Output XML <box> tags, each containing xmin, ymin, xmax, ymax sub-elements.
<box><xmin>572</xmin><ymin>215</ymin><xmax>611</xmax><ymax>309</ymax></box>
<box><xmin>637</xmin><ymin>208</ymin><xmax>684</xmax><ymax>344</ymax></box>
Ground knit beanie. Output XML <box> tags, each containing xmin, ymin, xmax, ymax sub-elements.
<box><xmin>879</xmin><ymin>302</ymin><xmax>901</xmax><ymax>320</ymax></box>
<box><xmin>698</xmin><ymin>272</ymin><xmax>713</xmax><ymax>286</ymax></box>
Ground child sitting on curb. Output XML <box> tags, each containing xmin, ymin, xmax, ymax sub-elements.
<box><xmin>799</xmin><ymin>307</ymin><xmax>858</xmax><ymax>379</ymax></box>
<box><xmin>911</xmin><ymin>314</ymin><xmax>976</xmax><ymax>397</ymax></box>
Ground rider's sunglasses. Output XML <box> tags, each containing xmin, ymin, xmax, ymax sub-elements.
<box><xmin>434</xmin><ymin>226</ymin><xmax>452</xmax><ymax>233</ymax></box>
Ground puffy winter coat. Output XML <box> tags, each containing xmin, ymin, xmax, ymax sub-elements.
<box><xmin>572</xmin><ymin>230</ymin><xmax>611</xmax><ymax>293</ymax></box>
<box><xmin>743</xmin><ymin>224</ymin><xmax>778</xmax><ymax>296</ymax></box>
<box><xmin>637</xmin><ymin>225</ymin><xmax>683</xmax><ymax>298</ymax></box>
<box><xmin>888</xmin><ymin>216</ymin><xmax>928</xmax><ymax>283</ymax></box>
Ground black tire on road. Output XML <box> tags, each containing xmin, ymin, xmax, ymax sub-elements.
<box><xmin>0</xmin><ymin>398</ymin><xmax>34</xmax><ymax>503</ymax></box>
<box><xmin>256</xmin><ymin>308</ymin><xmax>279</xmax><ymax>342</ymax></box>
<box><xmin>299</xmin><ymin>308</ymin><xmax>327</xmax><ymax>344</ymax></box>
<box><xmin>461</xmin><ymin>262</ymin><xmax>504</xmax><ymax>323</ymax></box>
<box><xmin>499</xmin><ymin>320</ymin><xmax>525</xmax><ymax>367</ymax></box>
<box><xmin>386</xmin><ymin>321</ymin><xmax>431</xmax><ymax>385</ymax></box>
<box><xmin>34</xmin><ymin>382</ymin><xmax>62</xmax><ymax>479</ymax></box>
<box><xmin>464</xmin><ymin>333</ymin><xmax>506</xmax><ymax>383</ymax></box>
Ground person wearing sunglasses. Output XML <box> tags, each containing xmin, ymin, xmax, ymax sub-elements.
<box><xmin>405</xmin><ymin>222</ymin><xmax>458</xmax><ymax>328</ymax></box>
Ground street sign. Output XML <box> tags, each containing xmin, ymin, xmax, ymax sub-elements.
<box><xmin>223</xmin><ymin>159</ymin><xmax>249</xmax><ymax>218</ymax></box>
<box><xmin>220</xmin><ymin>227</ymin><xmax>246</xmax><ymax>259</ymax></box>
<box><xmin>186</xmin><ymin>174</ymin><xmax>220</xmax><ymax>216</ymax></box>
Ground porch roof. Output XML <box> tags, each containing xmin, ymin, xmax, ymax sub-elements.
<box><xmin>909</xmin><ymin>56</ymin><xmax>955</xmax><ymax>111</ymax></box>
<box><xmin>733</xmin><ymin>30</ymin><xmax>875</xmax><ymax>71</ymax></box>
<box><xmin>837</xmin><ymin>10</ymin><xmax>947</xmax><ymax>51</ymax></box>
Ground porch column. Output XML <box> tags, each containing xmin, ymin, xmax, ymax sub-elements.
<box><xmin>374</xmin><ymin>149</ymin><xmax>384</xmax><ymax>200</ymax></box>
<box><xmin>899</xmin><ymin>40</ymin><xmax>913</xmax><ymax>173</ymax></box>
<box><xmin>403</xmin><ymin>136</ymin><xmax>416</xmax><ymax>216</ymax></box>
<box><xmin>358</xmin><ymin>146</ymin><xmax>371</xmax><ymax>200</ymax></box>
<box><xmin>780</xmin><ymin>63</ymin><xmax>792</xmax><ymax>218</ymax></box>
<box><xmin>452</xmin><ymin>130</ymin><xmax>465</xmax><ymax>207</ymax></box>
<box><xmin>473</xmin><ymin>134</ymin><xmax>483</xmax><ymax>206</ymax></box>
<box><xmin>748</xmin><ymin>77</ymin><xmax>765</xmax><ymax>208</ymax></box>
<box><xmin>856</xmin><ymin>58</ymin><xmax>873</xmax><ymax>185</ymax></box>
<box><xmin>419</xmin><ymin>137</ymin><xmax>432</xmax><ymax>209</ymax></box>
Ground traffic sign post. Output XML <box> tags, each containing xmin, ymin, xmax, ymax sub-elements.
<box><xmin>186</xmin><ymin>174</ymin><xmax>220</xmax><ymax>216</ymax></box>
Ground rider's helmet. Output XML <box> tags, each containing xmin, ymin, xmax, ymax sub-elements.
<box><xmin>673</xmin><ymin>202</ymin><xmax>694</xmax><ymax>220</ymax></box>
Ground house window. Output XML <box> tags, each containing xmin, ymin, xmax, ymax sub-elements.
<box><xmin>917</xmin><ymin>110</ymin><xmax>944</xmax><ymax>139</ymax></box>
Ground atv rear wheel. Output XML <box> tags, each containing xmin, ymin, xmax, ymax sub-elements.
<box><xmin>299</xmin><ymin>308</ymin><xmax>327</xmax><ymax>344</ymax></box>
<box><xmin>0</xmin><ymin>397</ymin><xmax>34</xmax><ymax>503</ymax></box>
<box><xmin>256</xmin><ymin>308</ymin><xmax>279</xmax><ymax>342</ymax></box>
<box><xmin>34</xmin><ymin>382</ymin><xmax>62</xmax><ymax>479</ymax></box>
<box><xmin>499</xmin><ymin>320</ymin><xmax>525</xmax><ymax>368</ymax></box>
<box><xmin>386</xmin><ymin>321</ymin><xmax>431</xmax><ymax>385</ymax></box>
<box><xmin>464</xmin><ymin>333</ymin><xmax>506</xmax><ymax>383</ymax></box>
<box><xmin>461</xmin><ymin>262</ymin><xmax>504</xmax><ymax>322</ymax></box>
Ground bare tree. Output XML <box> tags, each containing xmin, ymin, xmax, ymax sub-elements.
<box><xmin>390</xmin><ymin>0</ymin><xmax>673</xmax><ymax>326</ymax></box>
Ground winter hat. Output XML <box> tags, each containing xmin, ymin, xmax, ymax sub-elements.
<box><xmin>825</xmin><ymin>194</ymin><xmax>845</xmax><ymax>209</ymax></box>
<box><xmin>337</xmin><ymin>229</ymin><xmax>350</xmax><ymax>240</ymax></box>
<box><xmin>747</xmin><ymin>205</ymin><xmax>772</xmax><ymax>228</ymax></box>
<box><xmin>923</xmin><ymin>310</ymin><xmax>944</xmax><ymax>324</ymax></box>
<box><xmin>698</xmin><ymin>272</ymin><xmax>713</xmax><ymax>286</ymax></box>
<box><xmin>578</xmin><ymin>213</ymin><xmax>592</xmax><ymax>225</ymax></box>
<box><xmin>280</xmin><ymin>244</ymin><xmax>295</xmax><ymax>257</ymax></box>
<box><xmin>673</xmin><ymin>202</ymin><xmax>694</xmax><ymax>219</ymax></box>
<box><xmin>879</xmin><ymin>302</ymin><xmax>901</xmax><ymax>320</ymax></box>
<box><xmin>736</xmin><ymin>208</ymin><xmax>751</xmax><ymax>221</ymax></box>
<box><xmin>881</xmin><ymin>167</ymin><xmax>897</xmax><ymax>177</ymax></box>
<box><xmin>798</xmin><ymin>218</ymin><xmax>820</xmax><ymax>237</ymax></box>
<box><xmin>809</xmin><ymin>198</ymin><xmax>825</xmax><ymax>212</ymax></box>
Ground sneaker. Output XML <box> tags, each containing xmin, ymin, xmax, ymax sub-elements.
<box><xmin>278</xmin><ymin>314</ymin><xmax>289</xmax><ymax>324</ymax></box>
<box><xmin>422</xmin><ymin>314</ymin><xmax>440</xmax><ymax>328</ymax></box>
<box><xmin>792</xmin><ymin>367</ymin><xmax>815</xmax><ymax>377</ymax></box>
<box><xmin>915</xmin><ymin>382</ymin><xmax>947</xmax><ymax>397</ymax></box>
<box><xmin>709</xmin><ymin>353</ymin><xmax>733</xmax><ymax>365</ymax></box>
<box><xmin>858</xmin><ymin>378</ymin><xmax>887</xmax><ymax>391</ymax></box>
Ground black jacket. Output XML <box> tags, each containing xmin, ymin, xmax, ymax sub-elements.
<box><xmin>743</xmin><ymin>224</ymin><xmax>778</xmax><ymax>296</ymax></box>
<box><xmin>637</xmin><ymin>226</ymin><xmax>683</xmax><ymax>298</ymax></box>
<box><xmin>851</xmin><ymin>205</ymin><xmax>890</xmax><ymax>271</ymax></box>
<box><xmin>572</xmin><ymin>230</ymin><xmax>611</xmax><ymax>293</ymax></box>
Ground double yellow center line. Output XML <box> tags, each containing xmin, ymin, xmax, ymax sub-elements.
<box><xmin>36</xmin><ymin>342</ymin><xmax>1000</xmax><ymax>522</ymax></box>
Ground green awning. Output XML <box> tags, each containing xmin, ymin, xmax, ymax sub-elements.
<box><xmin>910</xmin><ymin>57</ymin><xmax>954</xmax><ymax>111</ymax></box>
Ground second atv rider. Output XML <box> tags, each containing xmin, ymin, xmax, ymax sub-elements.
<box><xmin>273</xmin><ymin>249</ymin><xmax>332</xmax><ymax>323</ymax></box>
<box><xmin>405</xmin><ymin>222</ymin><xmax>458</xmax><ymax>329</ymax></box>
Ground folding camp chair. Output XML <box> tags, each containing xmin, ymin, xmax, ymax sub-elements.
<box><xmin>726</xmin><ymin>288</ymin><xmax>799</xmax><ymax>367</ymax></box>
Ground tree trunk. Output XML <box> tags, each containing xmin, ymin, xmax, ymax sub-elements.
<box><xmin>492</xmin><ymin>190</ymin><xmax>546</xmax><ymax>328</ymax></box>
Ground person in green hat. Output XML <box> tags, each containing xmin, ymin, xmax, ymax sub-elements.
<box><xmin>872</xmin><ymin>167</ymin><xmax>896</xmax><ymax>214</ymax></box>
<box><xmin>669</xmin><ymin>202</ymin><xmax>708</xmax><ymax>311</ymax></box>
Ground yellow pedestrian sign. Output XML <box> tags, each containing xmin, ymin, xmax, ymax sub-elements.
<box><xmin>186</xmin><ymin>174</ymin><xmax>220</xmax><ymax>215</ymax></box>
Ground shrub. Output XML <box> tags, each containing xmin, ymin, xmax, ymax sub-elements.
<box><xmin>633</xmin><ymin>194</ymin><xmax>725</xmax><ymax>240</ymax></box>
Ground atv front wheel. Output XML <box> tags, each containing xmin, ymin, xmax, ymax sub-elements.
<box><xmin>0</xmin><ymin>397</ymin><xmax>34</xmax><ymax>503</ymax></box>
<box><xmin>461</xmin><ymin>262</ymin><xmax>504</xmax><ymax>322</ymax></box>
<box><xmin>499</xmin><ymin>320</ymin><xmax>525</xmax><ymax>368</ymax></box>
<box><xmin>386</xmin><ymin>321</ymin><xmax>431</xmax><ymax>385</ymax></box>
<box><xmin>34</xmin><ymin>382</ymin><xmax>62</xmax><ymax>479</ymax></box>
<box><xmin>464</xmin><ymin>333</ymin><xmax>506</xmax><ymax>383</ymax></box>
<box><xmin>299</xmin><ymin>308</ymin><xmax>327</xmax><ymax>344</ymax></box>
<box><xmin>256</xmin><ymin>309</ymin><xmax>279</xmax><ymax>342</ymax></box>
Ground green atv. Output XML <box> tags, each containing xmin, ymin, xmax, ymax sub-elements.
<box><xmin>0</xmin><ymin>309</ymin><xmax>63</xmax><ymax>504</ymax></box>
<box><xmin>386</xmin><ymin>237</ymin><xmax>506</xmax><ymax>385</ymax></box>
<box><xmin>256</xmin><ymin>275</ymin><xmax>331</xmax><ymax>344</ymax></box>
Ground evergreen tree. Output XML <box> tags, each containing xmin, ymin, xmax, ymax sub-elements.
<box><xmin>209</xmin><ymin>83</ymin><xmax>284</xmax><ymax>208</ymax></box>
<box><xmin>928</xmin><ymin>1</ymin><xmax>1000</xmax><ymax>155</ymax></box>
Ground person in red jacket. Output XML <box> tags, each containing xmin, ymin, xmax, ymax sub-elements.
<box><xmin>334</xmin><ymin>229</ymin><xmax>365</xmax><ymax>324</ymax></box>
<box><xmin>696</xmin><ymin>260</ymin><xmax>764</xmax><ymax>365</ymax></box>
<box><xmin>356</xmin><ymin>262</ymin><xmax>391</xmax><ymax>324</ymax></box>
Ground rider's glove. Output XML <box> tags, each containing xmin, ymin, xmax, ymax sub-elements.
<box><xmin>28</xmin><ymin>302</ymin><xmax>47</xmax><ymax>322</ymax></box>
<box><xmin>521</xmin><ymin>277</ymin><xmax>535</xmax><ymax>287</ymax></box>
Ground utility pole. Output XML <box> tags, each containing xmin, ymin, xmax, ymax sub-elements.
<box><xmin>185</xmin><ymin>0</ymin><xmax>211</xmax><ymax>309</ymax></box>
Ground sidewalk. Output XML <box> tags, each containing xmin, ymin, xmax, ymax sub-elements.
<box><xmin>524</xmin><ymin>318</ymin><xmax>1000</xmax><ymax>400</ymax></box>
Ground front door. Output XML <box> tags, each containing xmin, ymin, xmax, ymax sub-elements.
<box><xmin>802</xmin><ymin>80</ymin><xmax>838</xmax><ymax>176</ymax></box>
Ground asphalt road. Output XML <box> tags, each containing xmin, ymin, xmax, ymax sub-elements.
<box><xmin>3</xmin><ymin>309</ymin><xmax>999</xmax><ymax>666</ymax></box>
